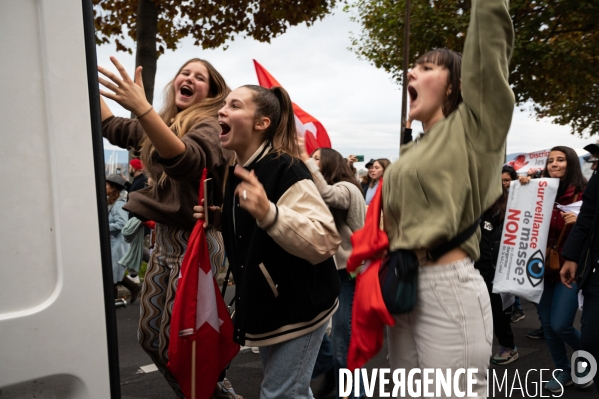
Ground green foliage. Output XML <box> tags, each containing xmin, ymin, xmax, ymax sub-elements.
<box><xmin>93</xmin><ymin>0</ymin><xmax>337</xmax><ymax>55</ymax></box>
<box><xmin>347</xmin><ymin>0</ymin><xmax>599</xmax><ymax>136</ymax></box>
<box><xmin>139</xmin><ymin>260</ymin><xmax>147</xmax><ymax>281</ymax></box>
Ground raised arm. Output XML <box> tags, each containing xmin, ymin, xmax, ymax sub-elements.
<box><xmin>98</xmin><ymin>57</ymin><xmax>185</xmax><ymax>159</ymax></box>
<box><xmin>100</xmin><ymin>96</ymin><xmax>114</xmax><ymax>121</ymax></box>
<box><xmin>304</xmin><ymin>158</ymin><xmax>352</xmax><ymax>210</ymax></box>
<box><xmin>461</xmin><ymin>0</ymin><xmax>515</xmax><ymax>151</ymax></box>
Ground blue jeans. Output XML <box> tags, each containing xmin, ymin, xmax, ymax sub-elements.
<box><xmin>259</xmin><ymin>322</ymin><xmax>327</xmax><ymax>399</ymax></box>
<box><xmin>514</xmin><ymin>296</ymin><xmax>522</xmax><ymax>311</ymax></box>
<box><xmin>536</xmin><ymin>279</ymin><xmax>581</xmax><ymax>372</ymax></box>
<box><xmin>312</xmin><ymin>270</ymin><xmax>364</xmax><ymax>399</ymax></box>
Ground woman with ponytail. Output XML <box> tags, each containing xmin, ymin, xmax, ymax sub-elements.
<box><xmin>195</xmin><ymin>85</ymin><xmax>341</xmax><ymax>398</ymax></box>
<box><xmin>98</xmin><ymin>57</ymin><xmax>234</xmax><ymax>397</ymax></box>
<box><xmin>298</xmin><ymin>144</ymin><xmax>366</xmax><ymax>398</ymax></box>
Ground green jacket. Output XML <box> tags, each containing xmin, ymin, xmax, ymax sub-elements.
<box><xmin>383</xmin><ymin>0</ymin><xmax>515</xmax><ymax>261</ymax></box>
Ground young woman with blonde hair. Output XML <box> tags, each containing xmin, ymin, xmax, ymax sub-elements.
<box><xmin>196</xmin><ymin>85</ymin><xmax>341</xmax><ymax>398</ymax></box>
<box><xmin>98</xmin><ymin>57</ymin><xmax>234</xmax><ymax>397</ymax></box>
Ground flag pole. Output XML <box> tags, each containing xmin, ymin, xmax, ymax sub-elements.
<box><xmin>191</xmin><ymin>339</ymin><xmax>196</xmax><ymax>399</ymax></box>
<box><xmin>399</xmin><ymin>0</ymin><xmax>411</xmax><ymax>156</ymax></box>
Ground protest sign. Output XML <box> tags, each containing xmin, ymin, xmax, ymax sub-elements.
<box><xmin>506</xmin><ymin>149</ymin><xmax>550</xmax><ymax>175</ymax></box>
<box><xmin>492</xmin><ymin>178</ymin><xmax>559</xmax><ymax>303</ymax></box>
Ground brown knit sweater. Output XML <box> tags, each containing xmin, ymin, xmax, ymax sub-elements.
<box><xmin>102</xmin><ymin>116</ymin><xmax>233</xmax><ymax>231</ymax></box>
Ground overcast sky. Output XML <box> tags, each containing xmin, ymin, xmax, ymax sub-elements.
<box><xmin>98</xmin><ymin>5</ymin><xmax>594</xmax><ymax>166</ymax></box>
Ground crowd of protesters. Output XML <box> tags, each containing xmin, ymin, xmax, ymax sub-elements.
<box><xmin>97</xmin><ymin>0</ymin><xmax>599</xmax><ymax>396</ymax></box>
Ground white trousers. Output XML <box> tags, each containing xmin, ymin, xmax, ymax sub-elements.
<box><xmin>386</xmin><ymin>258</ymin><xmax>493</xmax><ymax>399</ymax></box>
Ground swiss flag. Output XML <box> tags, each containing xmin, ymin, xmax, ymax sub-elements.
<box><xmin>253</xmin><ymin>60</ymin><xmax>331</xmax><ymax>155</ymax></box>
<box><xmin>346</xmin><ymin>180</ymin><xmax>395</xmax><ymax>370</ymax></box>
<box><xmin>167</xmin><ymin>169</ymin><xmax>240</xmax><ymax>399</ymax></box>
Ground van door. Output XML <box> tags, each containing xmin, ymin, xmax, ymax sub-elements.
<box><xmin>0</xmin><ymin>0</ymin><xmax>119</xmax><ymax>397</ymax></box>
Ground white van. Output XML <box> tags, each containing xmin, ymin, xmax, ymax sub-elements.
<box><xmin>1</xmin><ymin>0</ymin><xmax>117</xmax><ymax>397</ymax></box>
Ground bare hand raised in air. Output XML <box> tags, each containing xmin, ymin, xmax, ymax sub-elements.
<box><xmin>98</xmin><ymin>56</ymin><xmax>151</xmax><ymax>117</ymax></box>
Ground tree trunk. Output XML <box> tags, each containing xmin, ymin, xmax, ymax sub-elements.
<box><xmin>135</xmin><ymin>0</ymin><xmax>158</xmax><ymax>105</ymax></box>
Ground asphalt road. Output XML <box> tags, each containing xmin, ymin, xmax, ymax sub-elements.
<box><xmin>115</xmin><ymin>288</ymin><xmax>598</xmax><ymax>399</ymax></box>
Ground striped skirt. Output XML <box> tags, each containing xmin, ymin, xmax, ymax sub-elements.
<box><xmin>137</xmin><ymin>223</ymin><xmax>225</xmax><ymax>397</ymax></box>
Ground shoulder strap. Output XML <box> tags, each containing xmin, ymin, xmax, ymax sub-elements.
<box><xmin>428</xmin><ymin>218</ymin><xmax>481</xmax><ymax>261</ymax></box>
<box><xmin>554</xmin><ymin>223</ymin><xmax>569</xmax><ymax>248</ymax></box>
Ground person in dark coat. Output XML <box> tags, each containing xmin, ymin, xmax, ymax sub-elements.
<box><xmin>474</xmin><ymin>186</ymin><xmax>519</xmax><ymax>365</ymax></box>
<box><xmin>561</xmin><ymin>169</ymin><xmax>599</xmax><ymax>393</ymax></box>
<box><xmin>128</xmin><ymin>158</ymin><xmax>148</xmax><ymax>194</ymax></box>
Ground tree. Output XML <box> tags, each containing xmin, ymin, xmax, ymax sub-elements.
<box><xmin>94</xmin><ymin>0</ymin><xmax>337</xmax><ymax>104</ymax></box>
<box><xmin>346</xmin><ymin>0</ymin><xmax>599</xmax><ymax>136</ymax></box>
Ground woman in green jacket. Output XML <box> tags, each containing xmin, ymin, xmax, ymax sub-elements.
<box><xmin>382</xmin><ymin>0</ymin><xmax>515</xmax><ymax>395</ymax></box>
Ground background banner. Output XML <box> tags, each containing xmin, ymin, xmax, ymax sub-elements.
<box><xmin>492</xmin><ymin>178</ymin><xmax>559</xmax><ymax>303</ymax></box>
<box><xmin>506</xmin><ymin>149</ymin><xmax>550</xmax><ymax>175</ymax></box>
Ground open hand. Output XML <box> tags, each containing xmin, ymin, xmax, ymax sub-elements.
<box><xmin>233</xmin><ymin>165</ymin><xmax>271</xmax><ymax>221</ymax></box>
<box><xmin>98</xmin><ymin>56</ymin><xmax>151</xmax><ymax>117</ymax></box>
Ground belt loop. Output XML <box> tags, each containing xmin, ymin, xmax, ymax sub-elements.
<box><xmin>457</xmin><ymin>258</ymin><xmax>470</xmax><ymax>282</ymax></box>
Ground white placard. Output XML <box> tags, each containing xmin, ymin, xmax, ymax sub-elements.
<box><xmin>492</xmin><ymin>178</ymin><xmax>559</xmax><ymax>303</ymax></box>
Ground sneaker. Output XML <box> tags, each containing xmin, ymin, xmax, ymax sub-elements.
<box><xmin>492</xmin><ymin>346</ymin><xmax>519</xmax><ymax>365</ymax></box>
<box><xmin>510</xmin><ymin>310</ymin><xmax>525</xmax><ymax>323</ymax></box>
<box><xmin>212</xmin><ymin>378</ymin><xmax>243</xmax><ymax>399</ymax></box>
<box><xmin>251</xmin><ymin>346</ymin><xmax>260</xmax><ymax>354</ymax></box>
<box><xmin>526</xmin><ymin>327</ymin><xmax>545</xmax><ymax>339</ymax></box>
<box><xmin>544</xmin><ymin>370</ymin><xmax>573</xmax><ymax>393</ymax></box>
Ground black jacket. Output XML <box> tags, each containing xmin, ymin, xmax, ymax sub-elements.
<box><xmin>474</xmin><ymin>208</ymin><xmax>503</xmax><ymax>284</ymax></box>
<box><xmin>128</xmin><ymin>173</ymin><xmax>148</xmax><ymax>221</ymax></box>
<box><xmin>562</xmin><ymin>170</ymin><xmax>599</xmax><ymax>291</ymax></box>
<box><xmin>222</xmin><ymin>151</ymin><xmax>340</xmax><ymax>346</ymax></box>
<box><xmin>129</xmin><ymin>173</ymin><xmax>148</xmax><ymax>193</ymax></box>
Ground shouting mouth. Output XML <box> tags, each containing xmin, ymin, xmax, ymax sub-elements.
<box><xmin>219</xmin><ymin>121</ymin><xmax>231</xmax><ymax>137</ymax></box>
<box><xmin>408</xmin><ymin>85</ymin><xmax>418</xmax><ymax>103</ymax></box>
<box><xmin>180</xmin><ymin>85</ymin><xmax>193</xmax><ymax>98</ymax></box>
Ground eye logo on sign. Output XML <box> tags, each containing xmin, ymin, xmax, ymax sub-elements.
<box><xmin>526</xmin><ymin>249</ymin><xmax>545</xmax><ymax>287</ymax></box>
<box><xmin>572</xmin><ymin>351</ymin><xmax>597</xmax><ymax>385</ymax></box>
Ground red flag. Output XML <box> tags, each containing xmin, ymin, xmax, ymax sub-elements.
<box><xmin>167</xmin><ymin>169</ymin><xmax>239</xmax><ymax>399</ymax></box>
<box><xmin>346</xmin><ymin>180</ymin><xmax>395</xmax><ymax>370</ymax></box>
<box><xmin>253</xmin><ymin>60</ymin><xmax>331</xmax><ymax>155</ymax></box>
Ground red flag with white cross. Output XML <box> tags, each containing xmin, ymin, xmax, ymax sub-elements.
<box><xmin>253</xmin><ymin>59</ymin><xmax>332</xmax><ymax>155</ymax></box>
<box><xmin>167</xmin><ymin>169</ymin><xmax>239</xmax><ymax>399</ymax></box>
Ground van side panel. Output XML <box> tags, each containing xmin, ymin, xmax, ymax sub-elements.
<box><xmin>0</xmin><ymin>0</ymin><xmax>112</xmax><ymax>397</ymax></box>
